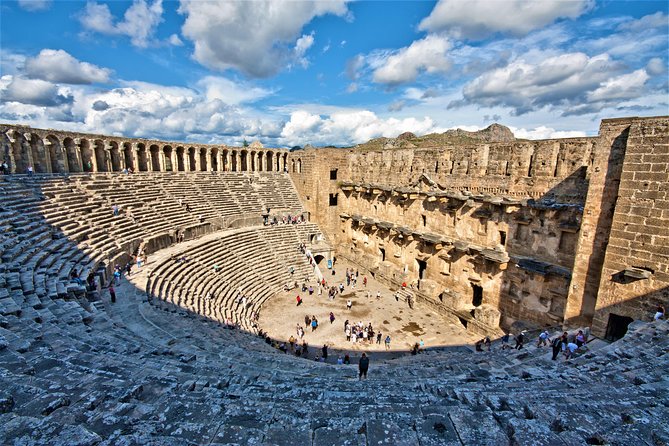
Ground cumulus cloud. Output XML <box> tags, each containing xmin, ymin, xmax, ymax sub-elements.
<box><xmin>17</xmin><ymin>0</ymin><xmax>51</xmax><ymax>11</ymax></box>
<box><xmin>79</xmin><ymin>0</ymin><xmax>164</xmax><ymax>48</ymax></box>
<box><xmin>25</xmin><ymin>49</ymin><xmax>111</xmax><ymax>84</ymax></box>
<box><xmin>371</xmin><ymin>35</ymin><xmax>451</xmax><ymax>85</ymax></box>
<box><xmin>646</xmin><ymin>58</ymin><xmax>666</xmax><ymax>76</ymax></box>
<box><xmin>178</xmin><ymin>0</ymin><xmax>349</xmax><ymax>77</ymax></box>
<box><xmin>455</xmin><ymin>52</ymin><xmax>651</xmax><ymax>116</ymax></box>
<box><xmin>280</xmin><ymin>109</ymin><xmax>438</xmax><ymax>146</ymax></box>
<box><xmin>419</xmin><ymin>0</ymin><xmax>592</xmax><ymax>39</ymax></box>
<box><xmin>1</xmin><ymin>76</ymin><xmax>72</xmax><ymax>107</ymax></box>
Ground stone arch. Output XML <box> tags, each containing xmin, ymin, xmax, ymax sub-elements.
<box><xmin>187</xmin><ymin>147</ymin><xmax>196</xmax><ymax>171</ymax></box>
<box><xmin>122</xmin><ymin>142</ymin><xmax>134</xmax><ymax>171</ymax></box>
<box><xmin>291</xmin><ymin>158</ymin><xmax>296</xmax><ymax>173</ymax></box>
<box><xmin>29</xmin><ymin>134</ymin><xmax>48</xmax><ymax>173</ymax></box>
<box><xmin>149</xmin><ymin>144</ymin><xmax>161</xmax><ymax>171</ymax></box>
<box><xmin>199</xmin><ymin>148</ymin><xmax>207</xmax><ymax>171</ymax></box>
<box><xmin>109</xmin><ymin>141</ymin><xmax>121</xmax><ymax>171</ymax></box>
<box><xmin>176</xmin><ymin>146</ymin><xmax>185</xmax><ymax>171</ymax></box>
<box><xmin>282</xmin><ymin>153</ymin><xmax>288</xmax><ymax>172</ymax></box>
<box><xmin>45</xmin><ymin>135</ymin><xmax>65</xmax><ymax>173</ymax></box>
<box><xmin>93</xmin><ymin>139</ymin><xmax>107</xmax><ymax>172</ymax></box>
<box><xmin>266</xmin><ymin>151</ymin><xmax>273</xmax><ymax>172</ymax></box>
<box><xmin>163</xmin><ymin>145</ymin><xmax>173</xmax><ymax>171</ymax></box>
<box><xmin>137</xmin><ymin>143</ymin><xmax>148</xmax><ymax>171</ymax></box>
<box><xmin>241</xmin><ymin>150</ymin><xmax>248</xmax><ymax>172</ymax></box>
<box><xmin>257</xmin><ymin>151</ymin><xmax>264</xmax><ymax>171</ymax></box>
<box><xmin>297</xmin><ymin>158</ymin><xmax>302</xmax><ymax>173</ymax></box>
<box><xmin>231</xmin><ymin>150</ymin><xmax>238</xmax><ymax>171</ymax></box>
<box><xmin>80</xmin><ymin>139</ymin><xmax>94</xmax><ymax>172</ymax></box>
<box><xmin>210</xmin><ymin>147</ymin><xmax>218</xmax><ymax>171</ymax></box>
<box><xmin>63</xmin><ymin>137</ymin><xmax>82</xmax><ymax>173</ymax></box>
<box><xmin>252</xmin><ymin>151</ymin><xmax>258</xmax><ymax>171</ymax></box>
<box><xmin>222</xmin><ymin>149</ymin><xmax>229</xmax><ymax>171</ymax></box>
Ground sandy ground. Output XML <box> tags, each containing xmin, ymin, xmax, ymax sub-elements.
<box><xmin>259</xmin><ymin>258</ymin><xmax>478</xmax><ymax>359</ymax></box>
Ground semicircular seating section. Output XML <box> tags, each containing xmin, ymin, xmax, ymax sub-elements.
<box><xmin>147</xmin><ymin>223</ymin><xmax>323</xmax><ymax>330</ymax></box>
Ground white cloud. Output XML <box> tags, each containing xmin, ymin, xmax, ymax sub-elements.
<box><xmin>196</xmin><ymin>76</ymin><xmax>273</xmax><ymax>105</ymax></box>
<box><xmin>618</xmin><ymin>11</ymin><xmax>668</xmax><ymax>32</ymax></box>
<box><xmin>177</xmin><ymin>0</ymin><xmax>349</xmax><ymax>77</ymax></box>
<box><xmin>17</xmin><ymin>0</ymin><xmax>51</xmax><ymax>11</ymax></box>
<box><xmin>419</xmin><ymin>0</ymin><xmax>592</xmax><ymax>39</ymax></box>
<box><xmin>79</xmin><ymin>2</ymin><xmax>116</xmax><ymax>33</ymax></box>
<box><xmin>510</xmin><ymin>126</ymin><xmax>586</xmax><ymax>140</ymax></box>
<box><xmin>457</xmin><ymin>52</ymin><xmax>647</xmax><ymax>115</ymax></box>
<box><xmin>25</xmin><ymin>49</ymin><xmax>111</xmax><ymax>84</ymax></box>
<box><xmin>371</xmin><ymin>35</ymin><xmax>451</xmax><ymax>85</ymax></box>
<box><xmin>294</xmin><ymin>32</ymin><xmax>315</xmax><ymax>68</ymax></box>
<box><xmin>587</xmin><ymin>69</ymin><xmax>649</xmax><ymax>102</ymax></box>
<box><xmin>646</xmin><ymin>58</ymin><xmax>666</xmax><ymax>76</ymax></box>
<box><xmin>79</xmin><ymin>0</ymin><xmax>164</xmax><ymax>48</ymax></box>
<box><xmin>168</xmin><ymin>34</ymin><xmax>183</xmax><ymax>46</ymax></box>
<box><xmin>0</xmin><ymin>76</ymin><xmax>72</xmax><ymax>107</ymax></box>
<box><xmin>280</xmin><ymin>109</ymin><xmax>438</xmax><ymax>146</ymax></box>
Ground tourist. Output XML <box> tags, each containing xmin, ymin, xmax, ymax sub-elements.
<box><xmin>551</xmin><ymin>333</ymin><xmax>566</xmax><ymax>360</ymax></box>
<box><xmin>385</xmin><ymin>335</ymin><xmax>391</xmax><ymax>350</ymax></box>
<box><xmin>575</xmin><ymin>330</ymin><xmax>586</xmax><ymax>347</ymax></box>
<box><xmin>358</xmin><ymin>353</ymin><xmax>369</xmax><ymax>380</ymax></box>
<box><xmin>420</xmin><ymin>339</ymin><xmax>426</xmax><ymax>350</ymax></box>
<box><xmin>112</xmin><ymin>204</ymin><xmax>119</xmax><ymax>216</ymax></box>
<box><xmin>296</xmin><ymin>295</ymin><xmax>302</xmax><ymax>306</ymax></box>
<box><xmin>345</xmin><ymin>326</ymin><xmax>351</xmax><ymax>342</ymax></box>
<box><xmin>536</xmin><ymin>330</ymin><xmax>550</xmax><ymax>347</ymax></box>
<box><xmin>347</xmin><ymin>299</ymin><xmax>352</xmax><ymax>310</ymax></box>
<box><xmin>654</xmin><ymin>305</ymin><xmax>665</xmax><ymax>320</ymax></box>
<box><xmin>564</xmin><ymin>341</ymin><xmax>579</xmax><ymax>360</ymax></box>
<box><xmin>344</xmin><ymin>353</ymin><xmax>350</xmax><ymax>364</ymax></box>
<box><xmin>363</xmin><ymin>276</ymin><xmax>367</xmax><ymax>287</ymax></box>
<box><xmin>376</xmin><ymin>332</ymin><xmax>382</xmax><ymax>344</ymax></box>
<box><xmin>109</xmin><ymin>285</ymin><xmax>116</xmax><ymax>303</ymax></box>
<box><xmin>394</xmin><ymin>291</ymin><xmax>399</xmax><ymax>302</ymax></box>
<box><xmin>329</xmin><ymin>312</ymin><xmax>335</xmax><ymax>324</ymax></box>
<box><xmin>322</xmin><ymin>344</ymin><xmax>328</xmax><ymax>361</ymax></box>
<box><xmin>337</xmin><ymin>356</ymin><xmax>343</xmax><ymax>365</ymax></box>
<box><xmin>311</xmin><ymin>317</ymin><xmax>318</xmax><ymax>331</ymax></box>
<box><xmin>376</xmin><ymin>291</ymin><xmax>381</xmax><ymax>300</ymax></box>
<box><xmin>27</xmin><ymin>165</ymin><xmax>34</xmax><ymax>176</ymax></box>
<box><xmin>501</xmin><ymin>333</ymin><xmax>511</xmax><ymax>350</ymax></box>
<box><xmin>514</xmin><ymin>331</ymin><xmax>525</xmax><ymax>350</ymax></box>
<box><xmin>475</xmin><ymin>339</ymin><xmax>484</xmax><ymax>352</ymax></box>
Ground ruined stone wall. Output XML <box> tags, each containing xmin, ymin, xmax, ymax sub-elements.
<box><xmin>289</xmin><ymin>117</ymin><xmax>669</xmax><ymax>336</ymax></box>
<box><xmin>591</xmin><ymin>117</ymin><xmax>669</xmax><ymax>337</ymax></box>
<box><xmin>0</xmin><ymin>124</ymin><xmax>289</xmax><ymax>174</ymax></box>
<box><xmin>343</xmin><ymin>139</ymin><xmax>593</xmax><ymax>202</ymax></box>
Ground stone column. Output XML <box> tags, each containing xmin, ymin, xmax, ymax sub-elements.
<box><xmin>131</xmin><ymin>143</ymin><xmax>140</xmax><ymax>172</ymax></box>
<box><xmin>171</xmin><ymin>149</ymin><xmax>178</xmax><ymax>172</ymax></box>
<box><xmin>104</xmin><ymin>141</ymin><xmax>114</xmax><ymax>172</ymax></box>
<box><xmin>205</xmin><ymin>148</ymin><xmax>211</xmax><ymax>171</ymax></box>
<box><xmin>22</xmin><ymin>133</ymin><xmax>35</xmax><ymax>173</ymax></box>
<box><xmin>194</xmin><ymin>148</ymin><xmax>202</xmax><ymax>172</ymax></box>
<box><xmin>42</xmin><ymin>136</ymin><xmax>53</xmax><ymax>173</ymax></box>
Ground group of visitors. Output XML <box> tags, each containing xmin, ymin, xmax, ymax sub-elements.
<box><xmin>479</xmin><ymin>328</ymin><xmax>591</xmax><ymax>361</ymax></box>
<box><xmin>265</xmin><ymin>213</ymin><xmax>307</xmax><ymax>226</ymax></box>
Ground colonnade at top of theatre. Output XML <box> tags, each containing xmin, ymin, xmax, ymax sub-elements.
<box><xmin>0</xmin><ymin>127</ymin><xmax>289</xmax><ymax>174</ymax></box>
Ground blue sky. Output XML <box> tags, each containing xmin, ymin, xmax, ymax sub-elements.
<box><xmin>1</xmin><ymin>0</ymin><xmax>667</xmax><ymax>147</ymax></box>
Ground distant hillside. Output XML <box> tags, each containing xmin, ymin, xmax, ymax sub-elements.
<box><xmin>354</xmin><ymin>123</ymin><xmax>516</xmax><ymax>151</ymax></box>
